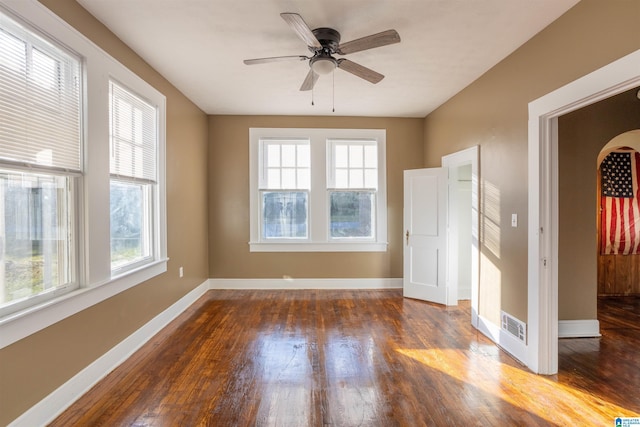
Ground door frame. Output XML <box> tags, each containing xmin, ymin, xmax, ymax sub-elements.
<box><xmin>528</xmin><ymin>49</ymin><xmax>640</xmax><ymax>374</ymax></box>
<box><xmin>442</xmin><ymin>146</ymin><xmax>479</xmax><ymax>327</ymax></box>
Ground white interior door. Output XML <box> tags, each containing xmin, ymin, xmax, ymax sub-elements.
<box><xmin>403</xmin><ymin>167</ymin><xmax>448</xmax><ymax>304</ymax></box>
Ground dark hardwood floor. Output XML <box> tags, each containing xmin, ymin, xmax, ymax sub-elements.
<box><xmin>50</xmin><ymin>290</ymin><xmax>640</xmax><ymax>426</ymax></box>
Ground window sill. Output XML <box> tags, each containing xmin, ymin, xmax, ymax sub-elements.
<box><xmin>249</xmin><ymin>242</ymin><xmax>388</xmax><ymax>252</ymax></box>
<box><xmin>0</xmin><ymin>258</ymin><xmax>168</xmax><ymax>349</ymax></box>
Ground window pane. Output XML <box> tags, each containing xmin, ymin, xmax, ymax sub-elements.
<box><xmin>330</xmin><ymin>191</ymin><xmax>374</xmax><ymax>238</ymax></box>
<box><xmin>335</xmin><ymin>145</ymin><xmax>348</xmax><ymax>168</ymax></box>
<box><xmin>32</xmin><ymin>48</ymin><xmax>58</xmax><ymax>90</ymax></box>
<box><xmin>109</xmin><ymin>81</ymin><xmax>157</xmax><ymax>181</ymax></box>
<box><xmin>114</xmin><ymin>98</ymin><xmax>133</xmax><ymax>141</ymax></box>
<box><xmin>0</xmin><ymin>28</ymin><xmax>26</xmax><ymax>73</ymax></box>
<box><xmin>110</xmin><ymin>180</ymin><xmax>151</xmax><ymax>270</ymax></box>
<box><xmin>281</xmin><ymin>144</ymin><xmax>296</xmax><ymax>167</ymax></box>
<box><xmin>281</xmin><ymin>168</ymin><xmax>296</xmax><ymax>189</ymax></box>
<box><xmin>335</xmin><ymin>169</ymin><xmax>348</xmax><ymax>188</ymax></box>
<box><xmin>349</xmin><ymin>145</ymin><xmax>363</xmax><ymax>168</ymax></box>
<box><xmin>1</xmin><ymin>12</ymin><xmax>82</xmax><ymax>172</ymax></box>
<box><xmin>262</xmin><ymin>191</ymin><xmax>307</xmax><ymax>239</ymax></box>
<box><xmin>297</xmin><ymin>168</ymin><xmax>310</xmax><ymax>189</ymax></box>
<box><xmin>267</xmin><ymin>144</ymin><xmax>280</xmax><ymax>167</ymax></box>
<box><xmin>297</xmin><ymin>144</ymin><xmax>310</xmax><ymax>167</ymax></box>
<box><xmin>364</xmin><ymin>145</ymin><xmax>377</xmax><ymax>168</ymax></box>
<box><xmin>349</xmin><ymin>169</ymin><xmax>364</xmax><ymax>188</ymax></box>
<box><xmin>267</xmin><ymin>169</ymin><xmax>280</xmax><ymax>189</ymax></box>
<box><xmin>1</xmin><ymin>171</ymin><xmax>73</xmax><ymax>307</ymax></box>
<box><xmin>364</xmin><ymin>169</ymin><xmax>377</xmax><ymax>189</ymax></box>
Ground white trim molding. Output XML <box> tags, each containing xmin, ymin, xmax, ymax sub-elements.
<box><xmin>527</xmin><ymin>48</ymin><xmax>640</xmax><ymax>375</ymax></box>
<box><xmin>209</xmin><ymin>278</ymin><xmax>403</xmax><ymax>290</ymax></box>
<box><xmin>441</xmin><ymin>145</ymin><xmax>480</xmax><ymax>322</ymax></box>
<box><xmin>558</xmin><ymin>319</ymin><xmax>601</xmax><ymax>338</ymax></box>
<box><xmin>8</xmin><ymin>280</ymin><xmax>209</xmax><ymax>427</ymax></box>
<box><xmin>0</xmin><ymin>260</ymin><xmax>168</xmax><ymax>349</ymax></box>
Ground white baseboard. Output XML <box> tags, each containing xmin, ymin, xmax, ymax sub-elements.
<box><xmin>209</xmin><ymin>277</ymin><xmax>403</xmax><ymax>290</ymax></box>
<box><xmin>9</xmin><ymin>280</ymin><xmax>210</xmax><ymax>427</ymax></box>
<box><xmin>558</xmin><ymin>319</ymin><xmax>601</xmax><ymax>338</ymax></box>
<box><xmin>477</xmin><ymin>315</ymin><xmax>528</xmax><ymax>365</ymax></box>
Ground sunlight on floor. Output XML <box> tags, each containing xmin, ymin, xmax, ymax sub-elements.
<box><xmin>397</xmin><ymin>347</ymin><xmax>638</xmax><ymax>425</ymax></box>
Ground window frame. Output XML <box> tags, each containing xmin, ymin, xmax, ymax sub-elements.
<box><xmin>0</xmin><ymin>0</ymin><xmax>167</xmax><ymax>349</ymax></box>
<box><xmin>249</xmin><ymin>128</ymin><xmax>387</xmax><ymax>252</ymax></box>
<box><xmin>258</xmin><ymin>138</ymin><xmax>311</xmax><ymax>242</ymax></box>
<box><xmin>0</xmin><ymin>168</ymin><xmax>79</xmax><ymax>316</ymax></box>
<box><xmin>108</xmin><ymin>79</ymin><xmax>159</xmax><ymax>274</ymax></box>
<box><xmin>327</xmin><ymin>138</ymin><xmax>380</xmax><ymax>242</ymax></box>
<box><xmin>0</xmin><ymin>6</ymin><xmax>83</xmax><ymax>318</ymax></box>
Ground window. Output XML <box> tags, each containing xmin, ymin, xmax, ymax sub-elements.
<box><xmin>0</xmin><ymin>8</ymin><xmax>81</xmax><ymax>315</ymax></box>
<box><xmin>259</xmin><ymin>139</ymin><xmax>310</xmax><ymax>240</ymax></box>
<box><xmin>109</xmin><ymin>81</ymin><xmax>157</xmax><ymax>272</ymax></box>
<box><xmin>250</xmin><ymin>128</ymin><xmax>387</xmax><ymax>252</ymax></box>
<box><xmin>0</xmin><ymin>1</ymin><xmax>166</xmax><ymax>346</ymax></box>
<box><xmin>328</xmin><ymin>140</ymin><xmax>378</xmax><ymax>240</ymax></box>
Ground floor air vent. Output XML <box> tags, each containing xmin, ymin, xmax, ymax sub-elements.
<box><xmin>501</xmin><ymin>311</ymin><xmax>526</xmax><ymax>343</ymax></box>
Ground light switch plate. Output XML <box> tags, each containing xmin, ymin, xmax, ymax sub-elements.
<box><xmin>511</xmin><ymin>214</ymin><xmax>518</xmax><ymax>228</ymax></box>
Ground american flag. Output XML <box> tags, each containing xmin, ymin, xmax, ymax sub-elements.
<box><xmin>600</xmin><ymin>150</ymin><xmax>640</xmax><ymax>255</ymax></box>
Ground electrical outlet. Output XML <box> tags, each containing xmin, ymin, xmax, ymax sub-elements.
<box><xmin>179</xmin><ymin>267</ymin><xmax>184</xmax><ymax>278</ymax></box>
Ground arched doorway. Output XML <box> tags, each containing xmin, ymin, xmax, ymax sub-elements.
<box><xmin>597</xmin><ymin>130</ymin><xmax>640</xmax><ymax>295</ymax></box>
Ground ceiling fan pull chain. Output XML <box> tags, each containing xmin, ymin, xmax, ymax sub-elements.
<box><xmin>311</xmin><ymin>83</ymin><xmax>315</xmax><ymax>106</ymax></box>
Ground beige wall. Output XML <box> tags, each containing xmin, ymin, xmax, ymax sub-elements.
<box><xmin>208</xmin><ymin>116</ymin><xmax>424</xmax><ymax>279</ymax></box>
<box><xmin>558</xmin><ymin>87</ymin><xmax>640</xmax><ymax>319</ymax></box>
<box><xmin>423</xmin><ymin>0</ymin><xmax>640</xmax><ymax>325</ymax></box>
<box><xmin>0</xmin><ymin>1</ymin><xmax>210</xmax><ymax>425</ymax></box>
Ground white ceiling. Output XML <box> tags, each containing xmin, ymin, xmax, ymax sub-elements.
<box><xmin>77</xmin><ymin>0</ymin><xmax>579</xmax><ymax>118</ymax></box>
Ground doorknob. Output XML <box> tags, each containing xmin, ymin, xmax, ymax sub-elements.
<box><xmin>406</xmin><ymin>230</ymin><xmax>409</xmax><ymax>245</ymax></box>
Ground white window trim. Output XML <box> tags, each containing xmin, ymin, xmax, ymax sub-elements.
<box><xmin>0</xmin><ymin>0</ymin><xmax>167</xmax><ymax>349</ymax></box>
<box><xmin>249</xmin><ymin>128</ymin><xmax>387</xmax><ymax>252</ymax></box>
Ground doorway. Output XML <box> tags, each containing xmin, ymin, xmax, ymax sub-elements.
<box><xmin>528</xmin><ymin>48</ymin><xmax>640</xmax><ymax>375</ymax></box>
<box><xmin>453</xmin><ymin>164</ymin><xmax>472</xmax><ymax>301</ymax></box>
<box><xmin>597</xmin><ymin>130</ymin><xmax>640</xmax><ymax>295</ymax></box>
<box><xmin>443</xmin><ymin>146</ymin><xmax>479</xmax><ymax>327</ymax></box>
<box><xmin>556</xmin><ymin>90</ymin><xmax>640</xmax><ymax>340</ymax></box>
<box><xmin>403</xmin><ymin>146</ymin><xmax>479</xmax><ymax>326</ymax></box>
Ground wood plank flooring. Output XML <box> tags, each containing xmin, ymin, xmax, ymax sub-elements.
<box><xmin>50</xmin><ymin>290</ymin><xmax>640</xmax><ymax>426</ymax></box>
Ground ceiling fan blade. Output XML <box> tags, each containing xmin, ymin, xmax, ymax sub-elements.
<box><xmin>337</xmin><ymin>59</ymin><xmax>384</xmax><ymax>84</ymax></box>
<box><xmin>337</xmin><ymin>29</ymin><xmax>401</xmax><ymax>55</ymax></box>
<box><xmin>243</xmin><ymin>55</ymin><xmax>308</xmax><ymax>65</ymax></box>
<box><xmin>280</xmin><ymin>13</ymin><xmax>322</xmax><ymax>49</ymax></box>
<box><xmin>299</xmin><ymin>69</ymin><xmax>319</xmax><ymax>91</ymax></box>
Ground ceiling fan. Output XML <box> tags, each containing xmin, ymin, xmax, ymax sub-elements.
<box><xmin>243</xmin><ymin>13</ymin><xmax>401</xmax><ymax>91</ymax></box>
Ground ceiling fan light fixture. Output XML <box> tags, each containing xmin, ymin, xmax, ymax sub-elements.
<box><xmin>310</xmin><ymin>56</ymin><xmax>336</xmax><ymax>75</ymax></box>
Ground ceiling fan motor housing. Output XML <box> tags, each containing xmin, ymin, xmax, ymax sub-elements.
<box><xmin>311</xmin><ymin>27</ymin><xmax>341</xmax><ymax>52</ymax></box>
<box><xmin>309</xmin><ymin>27</ymin><xmax>341</xmax><ymax>74</ymax></box>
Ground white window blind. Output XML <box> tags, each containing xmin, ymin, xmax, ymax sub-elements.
<box><xmin>109</xmin><ymin>81</ymin><xmax>157</xmax><ymax>182</ymax></box>
<box><xmin>0</xmin><ymin>10</ymin><xmax>82</xmax><ymax>172</ymax></box>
